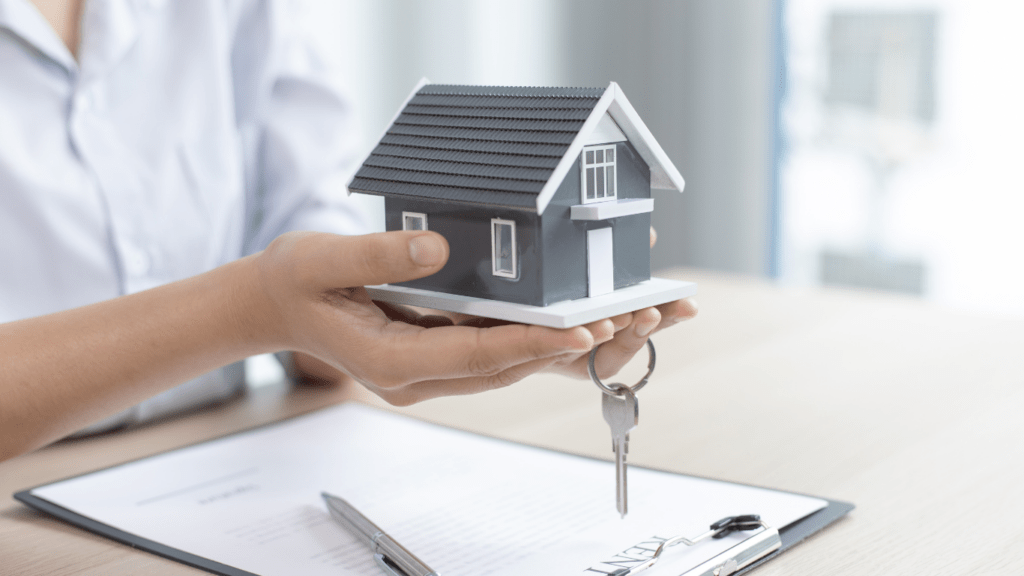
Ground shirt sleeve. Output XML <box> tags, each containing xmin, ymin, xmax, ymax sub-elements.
<box><xmin>230</xmin><ymin>0</ymin><xmax>377</xmax><ymax>255</ymax></box>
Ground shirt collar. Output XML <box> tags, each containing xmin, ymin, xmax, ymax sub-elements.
<box><xmin>0</xmin><ymin>0</ymin><xmax>168</xmax><ymax>81</ymax></box>
<box><xmin>0</xmin><ymin>0</ymin><xmax>78</xmax><ymax>71</ymax></box>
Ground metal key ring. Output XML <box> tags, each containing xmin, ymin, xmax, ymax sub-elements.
<box><xmin>588</xmin><ymin>339</ymin><xmax>656</xmax><ymax>396</ymax></box>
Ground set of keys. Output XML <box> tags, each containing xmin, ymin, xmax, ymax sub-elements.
<box><xmin>589</xmin><ymin>339</ymin><xmax>656</xmax><ymax>518</ymax></box>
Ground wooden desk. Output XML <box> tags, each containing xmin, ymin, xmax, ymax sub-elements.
<box><xmin>3</xmin><ymin>269</ymin><xmax>1024</xmax><ymax>574</ymax></box>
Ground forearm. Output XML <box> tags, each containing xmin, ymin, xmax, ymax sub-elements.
<box><xmin>0</xmin><ymin>255</ymin><xmax>277</xmax><ymax>460</ymax></box>
<box><xmin>0</xmin><ymin>230</ymin><xmax>619</xmax><ymax>462</ymax></box>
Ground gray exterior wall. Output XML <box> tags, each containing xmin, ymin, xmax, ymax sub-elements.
<box><xmin>384</xmin><ymin>140</ymin><xmax>651</xmax><ymax>307</ymax></box>
<box><xmin>539</xmin><ymin>140</ymin><xmax>651</xmax><ymax>305</ymax></box>
<box><xmin>385</xmin><ymin>198</ymin><xmax>544</xmax><ymax>306</ymax></box>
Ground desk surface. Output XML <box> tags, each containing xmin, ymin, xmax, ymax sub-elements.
<box><xmin>3</xmin><ymin>269</ymin><xmax>1024</xmax><ymax>575</ymax></box>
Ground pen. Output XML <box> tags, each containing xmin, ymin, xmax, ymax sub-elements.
<box><xmin>321</xmin><ymin>492</ymin><xmax>440</xmax><ymax>576</ymax></box>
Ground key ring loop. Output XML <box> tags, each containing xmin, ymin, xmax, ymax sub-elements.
<box><xmin>588</xmin><ymin>339</ymin><xmax>656</xmax><ymax>396</ymax></box>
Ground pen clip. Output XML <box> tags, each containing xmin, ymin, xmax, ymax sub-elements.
<box><xmin>374</xmin><ymin>553</ymin><xmax>410</xmax><ymax>576</ymax></box>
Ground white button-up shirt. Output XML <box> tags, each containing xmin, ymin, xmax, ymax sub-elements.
<box><xmin>0</xmin><ymin>0</ymin><xmax>373</xmax><ymax>430</ymax></box>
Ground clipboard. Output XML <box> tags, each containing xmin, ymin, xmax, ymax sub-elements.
<box><xmin>14</xmin><ymin>403</ymin><xmax>853</xmax><ymax>576</ymax></box>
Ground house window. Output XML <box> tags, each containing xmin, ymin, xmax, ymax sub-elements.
<box><xmin>581</xmin><ymin>144</ymin><xmax>617</xmax><ymax>204</ymax></box>
<box><xmin>491</xmin><ymin>218</ymin><xmax>517</xmax><ymax>278</ymax></box>
<box><xmin>402</xmin><ymin>212</ymin><xmax>427</xmax><ymax>231</ymax></box>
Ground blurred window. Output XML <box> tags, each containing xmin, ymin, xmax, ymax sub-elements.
<box><xmin>403</xmin><ymin>212</ymin><xmax>427</xmax><ymax>231</ymax></box>
<box><xmin>826</xmin><ymin>13</ymin><xmax>937</xmax><ymax>122</ymax></box>
<box><xmin>783</xmin><ymin>1</ymin><xmax>1024</xmax><ymax>315</ymax></box>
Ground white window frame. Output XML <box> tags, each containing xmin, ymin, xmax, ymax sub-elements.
<box><xmin>581</xmin><ymin>144</ymin><xmax>617</xmax><ymax>204</ymax></box>
<box><xmin>491</xmin><ymin>218</ymin><xmax>517</xmax><ymax>278</ymax></box>
<box><xmin>402</xmin><ymin>211</ymin><xmax>427</xmax><ymax>231</ymax></box>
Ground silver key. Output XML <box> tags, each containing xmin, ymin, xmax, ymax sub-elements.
<box><xmin>602</xmin><ymin>385</ymin><xmax>638</xmax><ymax>517</ymax></box>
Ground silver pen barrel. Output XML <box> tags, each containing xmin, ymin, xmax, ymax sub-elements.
<box><xmin>324</xmin><ymin>493</ymin><xmax>377</xmax><ymax>548</ymax></box>
<box><xmin>372</xmin><ymin>532</ymin><xmax>438</xmax><ymax>576</ymax></box>
<box><xmin>322</xmin><ymin>492</ymin><xmax>439</xmax><ymax>576</ymax></box>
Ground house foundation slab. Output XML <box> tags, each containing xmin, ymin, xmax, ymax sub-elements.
<box><xmin>365</xmin><ymin>277</ymin><xmax>697</xmax><ymax>329</ymax></box>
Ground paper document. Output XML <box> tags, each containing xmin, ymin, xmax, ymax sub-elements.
<box><xmin>29</xmin><ymin>404</ymin><xmax>826</xmax><ymax>575</ymax></box>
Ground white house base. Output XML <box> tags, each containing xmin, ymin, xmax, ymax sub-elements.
<box><xmin>365</xmin><ymin>277</ymin><xmax>697</xmax><ymax>329</ymax></box>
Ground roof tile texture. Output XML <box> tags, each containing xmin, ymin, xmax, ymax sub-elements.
<box><xmin>349</xmin><ymin>84</ymin><xmax>605</xmax><ymax>210</ymax></box>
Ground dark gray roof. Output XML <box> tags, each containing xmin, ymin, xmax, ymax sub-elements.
<box><xmin>349</xmin><ymin>84</ymin><xmax>605</xmax><ymax>210</ymax></box>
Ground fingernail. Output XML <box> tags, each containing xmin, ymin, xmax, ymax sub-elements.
<box><xmin>685</xmin><ymin>298</ymin><xmax>699</xmax><ymax>315</ymax></box>
<box><xmin>672</xmin><ymin>298</ymin><xmax>698</xmax><ymax>322</ymax></box>
<box><xmin>409</xmin><ymin>234</ymin><xmax>445</xmax><ymax>266</ymax></box>
<box><xmin>635</xmin><ymin>321</ymin><xmax>656</xmax><ymax>338</ymax></box>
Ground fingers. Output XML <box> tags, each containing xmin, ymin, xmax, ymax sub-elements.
<box><xmin>548</xmin><ymin>298</ymin><xmax>697</xmax><ymax>380</ymax></box>
<box><xmin>378</xmin><ymin>314</ymin><xmax>657</xmax><ymax>403</ymax></box>
<box><xmin>301</xmin><ymin>283</ymin><xmax>597</xmax><ymax>400</ymax></box>
<box><xmin>373</xmin><ymin>300</ymin><xmax>423</xmax><ymax>324</ymax></box>
<box><xmin>291</xmin><ymin>231</ymin><xmax>450</xmax><ymax>291</ymax></box>
<box><xmin>587</xmin><ymin>307</ymin><xmax>661</xmax><ymax>380</ymax></box>
<box><xmin>335</xmin><ymin>297</ymin><xmax>694</xmax><ymax>395</ymax></box>
<box><xmin>377</xmin><ymin>355</ymin><xmax>564</xmax><ymax>406</ymax></box>
<box><xmin>415</xmin><ymin>315</ymin><xmax>456</xmax><ymax>329</ymax></box>
<box><xmin>373</xmin><ymin>301</ymin><xmax>455</xmax><ymax>328</ymax></box>
<box><xmin>457</xmin><ymin>317</ymin><xmax>517</xmax><ymax>329</ymax></box>
<box><xmin>264</xmin><ymin>229</ymin><xmax>695</xmax><ymax>407</ymax></box>
<box><xmin>654</xmin><ymin>297</ymin><xmax>698</xmax><ymax>331</ymax></box>
<box><xmin>346</xmin><ymin>322</ymin><xmax>595</xmax><ymax>389</ymax></box>
<box><xmin>596</xmin><ymin>312</ymin><xmax>634</xmax><ymax>333</ymax></box>
<box><xmin>650</xmin><ymin>226</ymin><xmax>658</xmax><ymax>248</ymax></box>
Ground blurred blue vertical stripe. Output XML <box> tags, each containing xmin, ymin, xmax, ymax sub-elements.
<box><xmin>768</xmin><ymin>0</ymin><xmax>786</xmax><ymax>279</ymax></box>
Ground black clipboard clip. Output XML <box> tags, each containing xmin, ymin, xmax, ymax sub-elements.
<box><xmin>608</xmin><ymin>515</ymin><xmax>781</xmax><ymax>576</ymax></box>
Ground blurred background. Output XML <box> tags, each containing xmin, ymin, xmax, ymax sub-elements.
<box><xmin>298</xmin><ymin>0</ymin><xmax>1024</xmax><ymax>315</ymax></box>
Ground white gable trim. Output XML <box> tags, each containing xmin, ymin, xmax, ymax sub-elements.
<box><xmin>607</xmin><ymin>83</ymin><xmax>687</xmax><ymax>192</ymax></box>
<box><xmin>585</xmin><ymin>113</ymin><xmax>627</xmax><ymax>145</ymax></box>
<box><xmin>535</xmin><ymin>81</ymin><xmax>686</xmax><ymax>214</ymax></box>
<box><xmin>533</xmin><ymin>85</ymin><xmax>616</xmax><ymax>215</ymax></box>
<box><xmin>347</xmin><ymin>77</ymin><xmax>432</xmax><ymax>196</ymax></box>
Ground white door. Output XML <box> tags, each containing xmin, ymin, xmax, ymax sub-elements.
<box><xmin>587</xmin><ymin>227</ymin><xmax>614</xmax><ymax>297</ymax></box>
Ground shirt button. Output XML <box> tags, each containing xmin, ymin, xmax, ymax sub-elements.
<box><xmin>123</xmin><ymin>244</ymin><xmax>151</xmax><ymax>277</ymax></box>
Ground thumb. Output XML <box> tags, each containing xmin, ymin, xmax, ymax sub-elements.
<box><xmin>313</xmin><ymin>230</ymin><xmax>449</xmax><ymax>289</ymax></box>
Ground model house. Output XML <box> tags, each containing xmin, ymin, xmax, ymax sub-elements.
<box><xmin>349</xmin><ymin>82</ymin><xmax>686</xmax><ymax>307</ymax></box>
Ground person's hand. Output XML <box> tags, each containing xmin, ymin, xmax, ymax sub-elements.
<box><xmin>545</xmin><ymin>299</ymin><xmax>697</xmax><ymax>381</ymax></box>
<box><xmin>391</xmin><ymin>225</ymin><xmax>697</xmax><ymax>383</ymax></box>
<box><xmin>255</xmin><ymin>231</ymin><xmax>600</xmax><ymax>405</ymax></box>
<box><xmin>280</xmin><ymin>224</ymin><xmax>697</xmax><ymax>395</ymax></box>
<box><xmin>548</xmin><ymin>224</ymin><xmax>697</xmax><ymax>381</ymax></box>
